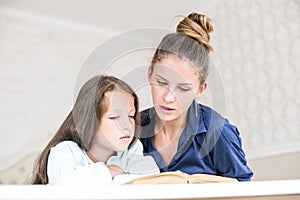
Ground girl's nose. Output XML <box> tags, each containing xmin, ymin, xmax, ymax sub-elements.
<box><xmin>120</xmin><ymin>117</ymin><xmax>133</xmax><ymax>131</ymax></box>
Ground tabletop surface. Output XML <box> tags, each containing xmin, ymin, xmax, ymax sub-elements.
<box><xmin>0</xmin><ymin>179</ymin><xmax>300</xmax><ymax>200</ymax></box>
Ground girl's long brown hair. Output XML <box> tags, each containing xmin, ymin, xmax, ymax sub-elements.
<box><xmin>31</xmin><ymin>75</ymin><xmax>139</xmax><ymax>184</ymax></box>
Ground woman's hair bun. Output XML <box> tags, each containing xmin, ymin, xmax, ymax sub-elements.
<box><xmin>176</xmin><ymin>12</ymin><xmax>213</xmax><ymax>52</ymax></box>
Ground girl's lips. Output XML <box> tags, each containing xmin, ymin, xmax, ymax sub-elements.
<box><xmin>119</xmin><ymin>135</ymin><xmax>131</xmax><ymax>140</ymax></box>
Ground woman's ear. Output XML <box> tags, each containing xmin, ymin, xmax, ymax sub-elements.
<box><xmin>148</xmin><ymin>67</ymin><xmax>152</xmax><ymax>82</ymax></box>
<box><xmin>195</xmin><ymin>82</ymin><xmax>207</xmax><ymax>99</ymax></box>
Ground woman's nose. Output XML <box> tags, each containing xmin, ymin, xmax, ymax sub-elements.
<box><xmin>164</xmin><ymin>88</ymin><xmax>176</xmax><ymax>103</ymax></box>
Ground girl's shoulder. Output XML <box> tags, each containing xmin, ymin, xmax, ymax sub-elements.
<box><xmin>51</xmin><ymin>141</ymin><xmax>82</xmax><ymax>153</ymax></box>
<box><xmin>126</xmin><ymin>139</ymin><xmax>144</xmax><ymax>155</ymax></box>
<box><xmin>48</xmin><ymin>141</ymin><xmax>87</xmax><ymax>164</ymax></box>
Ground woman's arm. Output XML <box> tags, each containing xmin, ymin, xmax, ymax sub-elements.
<box><xmin>212</xmin><ymin>124</ymin><xmax>253</xmax><ymax>181</ymax></box>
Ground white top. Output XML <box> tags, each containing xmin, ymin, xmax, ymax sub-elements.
<box><xmin>47</xmin><ymin>140</ymin><xmax>159</xmax><ymax>185</ymax></box>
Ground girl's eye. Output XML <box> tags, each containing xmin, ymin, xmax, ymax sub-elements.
<box><xmin>157</xmin><ymin>80</ymin><xmax>168</xmax><ymax>86</ymax></box>
<box><xmin>128</xmin><ymin>115</ymin><xmax>135</xmax><ymax>119</ymax></box>
<box><xmin>109</xmin><ymin>116</ymin><xmax>120</xmax><ymax>120</ymax></box>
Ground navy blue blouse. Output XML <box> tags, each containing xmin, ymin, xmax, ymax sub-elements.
<box><xmin>140</xmin><ymin>102</ymin><xmax>253</xmax><ymax>181</ymax></box>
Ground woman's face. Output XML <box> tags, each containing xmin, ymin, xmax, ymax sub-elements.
<box><xmin>93</xmin><ymin>90</ymin><xmax>136</xmax><ymax>153</ymax></box>
<box><xmin>148</xmin><ymin>54</ymin><xmax>206</xmax><ymax>122</ymax></box>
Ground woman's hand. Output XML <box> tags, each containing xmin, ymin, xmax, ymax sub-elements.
<box><xmin>107</xmin><ymin>165</ymin><xmax>125</xmax><ymax>178</ymax></box>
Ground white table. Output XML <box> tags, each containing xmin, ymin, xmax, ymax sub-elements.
<box><xmin>0</xmin><ymin>179</ymin><xmax>299</xmax><ymax>200</ymax></box>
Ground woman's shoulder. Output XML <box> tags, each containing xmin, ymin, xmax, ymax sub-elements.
<box><xmin>198</xmin><ymin>104</ymin><xmax>226</xmax><ymax>125</ymax></box>
<box><xmin>198</xmin><ymin>103</ymin><xmax>222</xmax><ymax>117</ymax></box>
<box><xmin>198</xmin><ymin>103</ymin><xmax>238</xmax><ymax>133</ymax></box>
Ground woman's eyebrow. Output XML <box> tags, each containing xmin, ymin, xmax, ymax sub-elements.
<box><xmin>178</xmin><ymin>83</ymin><xmax>193</xmax><ymax>86</ymax></box>
<box><xmin>156</xmin><ymin>74</ymin><xmax>193</xmax><ymax>86</ymax></box>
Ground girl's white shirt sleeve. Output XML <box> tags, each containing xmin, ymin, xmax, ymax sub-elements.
<box><xmin>107</xmin><ymin>140</ymin><xmax>160</xmax><ymax>184</ymax></box>
<box><xmin>47</xmin><ymin>141</ymin><xmax>112</xmax><ymax>185</ymax></box>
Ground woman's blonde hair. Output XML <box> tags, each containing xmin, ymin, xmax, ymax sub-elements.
<box><xmin>150</xmin><ymin>12</ymin><xmax>214</xmax><ymax>85</ymax></box>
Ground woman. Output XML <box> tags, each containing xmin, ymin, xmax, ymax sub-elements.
<box><xmin>140</xmin><ymin>13</ymin><xmax>253</xmax><ymax>181</ymax></box>
<box><xmin>31</xmin><ymin>75</ymin><xmax>159</xmax><ymax>185</ymax></box>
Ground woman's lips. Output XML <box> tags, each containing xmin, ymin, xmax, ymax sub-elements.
<box><xmin>160</xmin><ymin>105</ymin><xmax>175</xmax><ymax>113</ymax></box>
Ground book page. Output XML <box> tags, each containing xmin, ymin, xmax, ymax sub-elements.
<box><xmin>125</xmin><ymin>171</ymin><xmax>188</xmax><ymax>184</ymax></box>
<box><xmin>125</xmin><ymin>171</ymin><xmax>238</xmax><ymax>184</ymax></box>
<box><xmin>189</xmin><ymin>174</ymin><xmax>238</xmax><ymax>183</ymax></box>
<box><xmin>113</xmin><ymin>174</ymin><xmax>147</xmax><ymax>185</ymax></box>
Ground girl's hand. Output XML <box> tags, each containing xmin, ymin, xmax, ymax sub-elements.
<box><xmin>107</xmin><ymin>165</ymin><xmax>125</xmax><ymax>178</ymax></box>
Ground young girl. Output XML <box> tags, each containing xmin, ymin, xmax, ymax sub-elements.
<box><xmin>31</xmin><ymin>75</ymin><xmax>159</xmax><ymax>185</ymax></box>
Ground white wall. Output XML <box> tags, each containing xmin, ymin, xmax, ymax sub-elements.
<box><xmin>0</xmin><ymin>0</ymin><xmax>299</xmax><ymax>184</ymax></box>
<box><xmin>249</xmin><ymin>151</ymin><xmax>300</xmax><ymax>181</ymax></box>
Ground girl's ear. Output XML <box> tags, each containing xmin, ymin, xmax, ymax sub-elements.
<box><xmin>195</xmin><ymin>82</ymin><xmax>207</xmax><ymax>99</ymax></box>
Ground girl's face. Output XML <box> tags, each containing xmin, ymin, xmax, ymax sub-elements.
<box><xmin>148</xmin><ymin>54</ymin><xmax>206</xmax><ymax>122</ymax></box>
<box><xmin>93</xmin><ymin>90</ymin><xmax>136</xmax><ymax>153</ymax></box>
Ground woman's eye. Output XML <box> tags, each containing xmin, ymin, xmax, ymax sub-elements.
<box><xmin>178</xmin><ymin>87</ymin><xmax>191</xmax><ymax>92</ymax></box>
<box><xmin>128</xmin><ymin>115</ymin><xmax>135</xmax><ymax>119</ymax></box>
<box><xmin>109</xmin><ymin>116</ymin><xmax>120</xmax><ymax>120</ymax></box>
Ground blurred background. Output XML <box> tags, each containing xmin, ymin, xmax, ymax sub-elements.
<box><xmin>0</xmin><ymin>0</ymin><xmax>299</xmax><ymax>184</ymax></box>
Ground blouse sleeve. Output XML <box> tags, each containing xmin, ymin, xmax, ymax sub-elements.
<box><xmin>212</xmin><ymin>123</ymin><xmax>253</xmax><ymax>181</ymax></box>
<box><xmin>47</xmin><ymin>141</ymin><xmax>112</xmax><ymax>185</ymax></box>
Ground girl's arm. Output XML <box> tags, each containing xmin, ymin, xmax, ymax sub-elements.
<box><xmin>107</xmin><ymin>165</ymin><xmax>124</xmax><ymax>177</ymax></box>
<box><xmin>107</xmin><ymin>139</ymin><xmax>159</xmax><ymax>174</ymax></box>
<box><xmin>107</xmin><ymin>140</ymin><xmax>160</xmax><ymax>184</ymax></box>
<box><xmin>125</xmin><ymin>140</ymin><xmax>160</xmax><ymax>174</ymax></box>
<box><xmin>47</xmin><ymin>141</ymin><xmax>112</xmax><ymax>185</ymax></box>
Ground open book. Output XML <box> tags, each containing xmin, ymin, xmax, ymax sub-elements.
<box><xmin>125</xmin><ymin>170</ymin><xmax>238</xmax><ymax>184</ymax></box>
